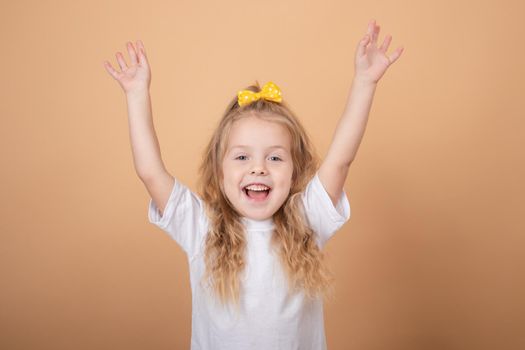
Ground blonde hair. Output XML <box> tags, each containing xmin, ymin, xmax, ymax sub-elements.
<box><xmin>197</xmin><ymin>81</ymin><xmax>335</xmax><ymax>309</ymax></box>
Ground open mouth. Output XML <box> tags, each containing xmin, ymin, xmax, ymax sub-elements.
<box><xmin>243</xmin><ymin>184</ymin><xmax>271</xmax><ymax>201</ymax></box>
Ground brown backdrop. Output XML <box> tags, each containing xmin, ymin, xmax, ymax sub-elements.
<box><xmin>1</xmin><ymin>0</ymin><xmax>524</xmax><ymax>349</ymax></box>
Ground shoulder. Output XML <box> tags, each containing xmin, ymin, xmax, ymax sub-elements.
<box><xmin>300</xmin><ymin>172</ymin><xmax>351</xmax><ymax>247</ymax></box>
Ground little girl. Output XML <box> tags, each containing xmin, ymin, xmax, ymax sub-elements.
<box><xmin>104</xmin><ymin>19</ymin><xmax>403</xmax><ymax>350</ymax></box>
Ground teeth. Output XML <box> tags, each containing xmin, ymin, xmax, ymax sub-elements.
<box><xmin>245</xmin><ymin>184</ymin><xmax>270</xmax><ymax>191</ymax></box>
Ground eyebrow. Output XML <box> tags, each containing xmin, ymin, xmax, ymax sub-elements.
<box><xmin>229</xmin><ymin>145</ymin><xmax>288</xmax><ymax>151</ymax></box>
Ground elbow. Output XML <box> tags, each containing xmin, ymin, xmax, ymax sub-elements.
<box><xmin>341</xmin><ymin>159</ymin><xmax>353</xmax><ymax>169</ymax></box>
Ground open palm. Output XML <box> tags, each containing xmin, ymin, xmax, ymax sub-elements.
<box><xmin>103</xmin><ymin>40</ymin><xmax>151</xmax><ymax>94</ymax></box>
<box><xmin>354</xmin><ymin>20</ymin><xmax>404</xmax><ymax>84</ymax></box>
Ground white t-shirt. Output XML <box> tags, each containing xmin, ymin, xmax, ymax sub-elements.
<box><xmin>148</xmin><ymin>172</ymin><xmax>351</xmax><ymax>350</ymax></box>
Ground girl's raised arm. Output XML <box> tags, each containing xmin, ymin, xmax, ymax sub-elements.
<box><xmin>104</xmin><ymin>41</ymin><xmax>174</xmax><ymax>216</ymax></box>
<box><xmin>318</xmin><ymin>19</ymin><xmax>403</xmax><ymax>206</ymax></box>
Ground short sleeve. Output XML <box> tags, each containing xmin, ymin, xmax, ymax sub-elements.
<box><xmin>148</xmin><ymin>178</ymin><xmax>208</xmax><ymax>258</ymax></box>
<box><xmin>301</xmin><ymin>172</ymin><xmax>351</xmax><ymax>248</ymax></box>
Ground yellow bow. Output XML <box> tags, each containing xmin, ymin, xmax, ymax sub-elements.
<box><xmin>237</xmin><ymin>81</ymin><xmax>283</xmax><ymax>106</ymax></box>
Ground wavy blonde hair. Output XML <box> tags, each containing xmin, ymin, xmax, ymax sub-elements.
<box><xmin>197</xmin><ymin>81</ymin><xmax>335</xmax><ymax>309</ymax></box>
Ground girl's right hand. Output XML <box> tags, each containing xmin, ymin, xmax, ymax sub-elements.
<box><xmin>103</xmin><ymin>40</ymin><xmax>151</xmax><ymax>95</ymax></box>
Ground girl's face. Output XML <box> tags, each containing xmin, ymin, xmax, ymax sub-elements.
<box><xmin>222</xmin><ymin>115</ymin><xmax>294</xmax><ymax>221</ymax></box>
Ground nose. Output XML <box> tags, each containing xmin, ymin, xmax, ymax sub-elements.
<box><xmin>250</xmin><ymin>169</ymin><xmax>266</xmax><ymax>175</ymax></box>
<box><xmin>250</xmin><ymin>161</ymin><xmax>267</xmax><ymax>175</ymax></box>
<box><xmin>250</xmin><ymin>167</ymin><xmax>266</xmax><ymax>175</ymax></box>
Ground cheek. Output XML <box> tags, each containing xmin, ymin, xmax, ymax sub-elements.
<box><xmin>221</xmin><ymin>163</ymin><xmax>233</xmax><ymax>182</ymax></box>
<box><xmin>221</xmin><ymin>169</ymin><xmax>240</xmax><ymax>193</ymax></box>
<box><xmin>275</xmin><ymin>169</ymin><xmax>293</xmax><ymax>191</ymax></box>
<box><xmin>284</xmin><ymin>164</ymin><xmax>294</xmax><ymax>182</ymax></box>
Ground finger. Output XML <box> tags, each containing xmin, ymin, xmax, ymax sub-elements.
<box><xmin>357</xmin><ymin>34</ymin><xmax>370</xmax><ymax>57</ymax></box>
<box><xmin>379</xmin><ymin>34</ymin><xmax>392</xmax><ymax>53</ymax></box>
<box><xmin>388</xmin><ymin>46</ymin><xmax>404</xmax><ymax>65</ymax></box>
<box><xmin>116</xmin><ymin>52</ymin><xmax>128</xmax><ymax>71</ymax></box>
<box><xmin>372</xmin><ymin>24</ymin><xmax>380</xmax><ymax>45</ymax></box>
<box><xmin>366</xmin><ymin>19</ymin><xmax>375</xmax><ymax>38</ymax></box>
<box><xmin>136</xmin><ymin>40</ymin><xmax>149</xmax><ymax>67</ymax></box>
<box><xmin>103</xmin><ymin>61</ymin><xmax>120</xmax><ymax>80</ymax></box>
<box><xmin>137</xmin><ymin>40</ymin><xmax>146</xmax><ymax>56</ymax></box>
<box><xmin>126</xmin><ymin>42</ymin><xmax>138</xmax><ymax>66</ymax></box>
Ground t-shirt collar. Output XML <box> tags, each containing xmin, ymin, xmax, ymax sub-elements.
<box><xmin>241</xmin><ymin>216</ymin><xmax>275</xmax><ymax>230</ymax></box>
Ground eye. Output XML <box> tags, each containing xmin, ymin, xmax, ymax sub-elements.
<box><xmin>235</xmin><ymin>155</ymin><xmax>247</xmax><ymax>160</ymax></box>
<box><xmin>269</xmin><ymin>156</ymin><xmax>282</xmax><ymax>161</ymax></box>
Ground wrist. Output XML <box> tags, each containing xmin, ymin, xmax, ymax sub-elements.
<box><xmin>126</xmin><ymin>87</ymin><xmax>150</xmax><ymax>100</ymax></box>
<box><xmin>352</xmin><ymin>75</ymin><xmax>378</xmax><ymax>88</ymax></box>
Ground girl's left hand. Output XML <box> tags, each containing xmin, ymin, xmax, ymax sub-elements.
<box><xmin>354</xmin><ymin>19</ymin><xmax>404</xmax><ymax>84</ymax></box>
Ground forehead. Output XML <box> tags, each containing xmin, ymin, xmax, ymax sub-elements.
<box><xmin>226</xmin><ymin>115</ymin><xmax>291</xmax><ymax>151</ymax></box>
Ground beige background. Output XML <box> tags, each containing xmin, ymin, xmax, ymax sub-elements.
<box><xmin>1</xmin><ymin>0</ymin><xmax>524</xmax><ymax>349</ymax></box>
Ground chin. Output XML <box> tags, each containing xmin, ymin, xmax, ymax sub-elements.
<box><xmin>251</xmin><ymin>213</ymin><xmax>273</xmax><ymax>220</ymax></box>
<box><xmin>242</xmin><ymin>209</ymin><xmax>273</xmax><ymax>221</ymax></box>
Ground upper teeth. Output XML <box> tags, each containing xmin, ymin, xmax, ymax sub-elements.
<box><xmin>245</xmin><ymin>184</ymin><xmax>270</xmax><ymax>191</ymax></box>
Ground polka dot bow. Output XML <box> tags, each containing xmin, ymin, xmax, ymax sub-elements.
<box><xmin>237</xmin><ymin>81</ymin><xmax>283</xmax><ymax>106</ymax></box>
